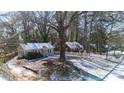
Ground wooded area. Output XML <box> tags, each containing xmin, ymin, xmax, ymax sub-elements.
<box><xmin>0</xmin><ymin>11</ymin><xmax>124</xmax><ymax>62</ymax></box>
<box><xmin>0</xmin><ymin>11</ymin><xmax>124</xmax><ymax>81</ymax></box>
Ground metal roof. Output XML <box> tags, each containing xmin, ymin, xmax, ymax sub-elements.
<box><xmin>90</xmin><ymin>44</ymin><xmax>96</xmax><ymax>48</ymax></box>
<box><xmin>20</xmin><ymin>43</ymin><xmax>54</xmax><ymax>51</ymax></box>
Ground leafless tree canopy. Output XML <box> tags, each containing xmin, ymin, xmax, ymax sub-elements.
<box><xmin>0</xmin><ymin>11</ymin><xmax>124</xmax><ymax>62</ymax></box>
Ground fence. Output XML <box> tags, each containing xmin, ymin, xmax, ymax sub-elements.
<box><xmin>0</xmin><ymin>51</ymin><xmax>17</xmax><ymax>63</ymax></box>
<box><xmin>55</xmin><ymin>51</ymin><xmax>83</xmax><ymax>56</ymax></box>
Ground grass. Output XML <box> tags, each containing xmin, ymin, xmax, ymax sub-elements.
<box><xmin>0</xmin><ymin>60</ymin><xmax>17</xmax><ymax>80</ymax></box>
<box><xmin>0</xmin><ymin>52</ymin><xmax>5</xmax><ymax>62</ymax></box>
<box><xmin>0</xmin><ymin>65</ymin><xmax>5</xmax><ymax>72</ymax></box>
<box><xmin>0</xmin><ymin>52</ymin><xmax>18</xmax><ymax>80</ymax></box>
<box><xmin>0</xmin><ymin>53</ymin><xmax>5</xmax><ymax>70</ymax></box>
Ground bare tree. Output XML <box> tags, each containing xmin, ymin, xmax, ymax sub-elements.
<box><xmin>0</xmin><ymin>12</ymin><xmax>21</xmax><ymax>49</ymax></box>
<box><xmin>18</xmin><ymin>11</ymin><xmax>34</xmax><ymax>43</ymax></box>
<box><xmin>49</xmin><ymin>11</ymin><xmax>81</xmax><ymax>62</ymax></box>
<box><xmin>30</xmin><ymin>11</ymin><xmax>51</xmax><ymax>42</ymax></box>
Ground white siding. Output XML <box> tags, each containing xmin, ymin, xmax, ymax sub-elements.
<box><xmin>18</xmin><ymin>43</ymin><xmax>54</xmax><ymax>58</ymax></box>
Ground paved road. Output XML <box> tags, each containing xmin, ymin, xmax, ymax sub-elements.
<box><xmin>68</xmin><ymin>55</ymin><xmax>124</xmax><ymax>81</ymax></box>
<box><xmin>105</xmin><ymin>60</ymin><xmax>124</xmax><ymax>81</ymax></box>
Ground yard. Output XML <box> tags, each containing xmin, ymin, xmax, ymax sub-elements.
<box><xmin>1</xmin><ymin>53</ymin><xmax>123</xmax><ymax>81</ymax></box>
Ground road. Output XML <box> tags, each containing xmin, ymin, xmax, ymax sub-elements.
<box><xmin>68</xmin><ymin>55</ymin><xmax>124</xmax><ymax>81</ymax></box>
<box><xmin>104</xmin><ymin>60</ymin><xmax>124</xmax><ymax>81</ymax></box>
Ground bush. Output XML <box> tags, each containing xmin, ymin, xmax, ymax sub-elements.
<box><xmin>0</xmin><ymin>53</ymin><xmax>5</xmax><ymax>63</ymax></box>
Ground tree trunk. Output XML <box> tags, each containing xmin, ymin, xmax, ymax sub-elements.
<box><xmin>59</xmin><ymin>28</ymin><xmax>66</xmax><ymax>63</ymax></box>
<box><xmin>89</xmin><ymin>17</ymin><xmax>93</xmax><ymax>54</ymax></box>
<box><xmin>84</xmin><ymin>12</ymin><xmax>88</xmax><ymax>53</ymax></box>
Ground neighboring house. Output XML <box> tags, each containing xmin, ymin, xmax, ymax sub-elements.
<box><xmin>18</xmin><ymin>43</ymin><xmax>54</xmax><ymax>60</ymax></box>
<box><xmin>65</xmin><ymin>41</ymin><xmax>84</xmax><ymax>52</ymax></box>
<box><xmin>108</xmin><ymin>50</ymin><xmax>122</xmax><ymax>56</ymax></box>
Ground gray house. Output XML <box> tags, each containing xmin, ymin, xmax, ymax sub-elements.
<box><xmin>18</xmin><ymin>43</ymin><xmax>54</xmax><ymax>59</ymax></box>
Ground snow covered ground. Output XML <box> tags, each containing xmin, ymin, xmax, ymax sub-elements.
<box><xmin>5</xmin><ymin>53</ymin><xmax>124</xmax><ymax>81</ymax></box>
<box><xmin>0</xmin><ymin>74</ymin><xmax>7</xmax><ymax>81</ymax></box>
<box><xmin>67</xmin><ymin>54</ymin><xmax>124</xmax><ymax>80</ymax></box>
<box><xmin>6</xmin><ymin>57</ymin><xmax>38</xmax><ymax>80</ymax></box>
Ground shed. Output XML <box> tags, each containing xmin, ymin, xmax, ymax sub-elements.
<box><xmin>65</xmin><ymin>41</ymin><xmax>83</xmax><ymax>52</ymax></box>
<box><xmin>18</xmin><ymin>43</ymin><xmax>54</xmax><ymax>60</ymax></box>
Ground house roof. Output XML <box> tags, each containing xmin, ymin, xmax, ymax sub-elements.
<box><xmin>90</xmin><ymin>44</ymin><xmax>96</xmax><ymax>48</ymax></box>
<box><xmin>20</xmin><ymin>43</ymin><xmax>54</xmax><ymax>51</ymax></box>
<box><xmin>65</xmin><ymin>41</ymin><xmax>83</xmax><ymax>49</ymax></box>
